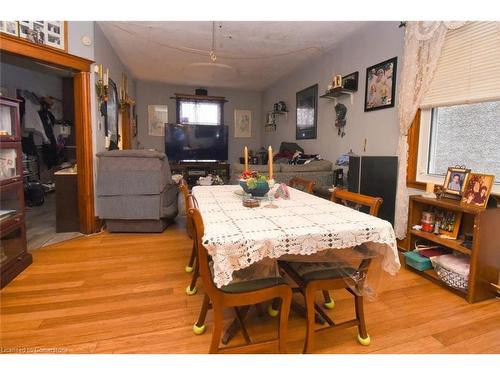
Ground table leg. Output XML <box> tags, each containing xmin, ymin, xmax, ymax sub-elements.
<box><xmin>221</xmin><ymin>305</ymin><xmax>250</xmax><ymax>345</ymax></box>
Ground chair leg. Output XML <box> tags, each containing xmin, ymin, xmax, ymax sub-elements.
<box><xmin>322</xmin><ymin>290</ymin><xmax>335</xmax><ymax>309</ymax></box>
<box><xmin>193</xmin><ymin>293</ymin><xmax>210</xmax><ymax>335</ymax></box>
<box><xmin>303</xmin><ymin>285</ymin><xmax>316</xmax><ymax>354</ymax></box>
<box><xmin>209</xmin><ymin>305</ymin><xmax>224</xmax><ymax>354</ymax></box>
<box><xmin>354</xmin><ymin>294</ymin><xmax>370</xmax><ymax>345</ymax></box>
<box><xmin>185</xmin><ymin>242</ymin><xmax>197</xmax><ymax>273</ymax></box>
<box><xmin>279</xmin><ymin>294</ymin><xmax>292</xmax><ymax>354</ymax></box>
<box><xmin>185</xmin><ymin>258</ymin><xmax>199</xmax><ymax>295</ymax></box>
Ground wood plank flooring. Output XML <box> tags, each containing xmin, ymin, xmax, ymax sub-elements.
<box><xmin>1</xmin><ymin>217</ymin><xmax>499</xmax><ymax>354</ymax></box>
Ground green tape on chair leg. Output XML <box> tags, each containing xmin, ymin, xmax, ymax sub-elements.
<box><xmin>193</xmin><ymin>324</ymin><xmax>206</xmax><ymax>335</ymax></box>
<box><xmin>324</xmin><ymin>300</ymin><xmax>335</xmax><ymax>309</ymax></box>
<box><xmin>185</xmin><ymin>265</ymin><xmax>193</xmax><ymax>273</ymax></box>
<box><xmin>267</xmin><ymin>304</ymin><xmax>279</xmax><ymax>317</ymax></box>
<box><xmin>357</xmin><ymin>334</ymin><xmax>371</xmax><ymax>346</ymax></box>
<box><xmin>185</xmin><ymin>285</ymin><xmax>197</xmax><ymax>295</ymax></box>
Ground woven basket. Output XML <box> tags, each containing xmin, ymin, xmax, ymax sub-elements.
<box><xmin>433</xmin><ymin>263</ymin><xmax>468</xmax><ymax>291</ymax></box>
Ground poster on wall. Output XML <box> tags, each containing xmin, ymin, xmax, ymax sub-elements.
<box><xmin>148</xmin><ymin>105</ymin><xmax>168</xmax><ymax>137</ymax></box>
<box><xmin>364</xmin><ymin>57</ymin><xmax>397</xmax><ymax>111</ymax></box>
<box><xmin>296</xmin><ymin>84</ymin><xmax>318</xmax><ymax>140</ymax></box>
<box><xmin>234</xmin><ymin>109</ymin><xmax>252</xmax><ymax>138</ymax></box>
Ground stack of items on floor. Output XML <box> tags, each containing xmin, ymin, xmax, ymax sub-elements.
<box><xmin>96</xmin><ymin>150</ymin><xmax>178</xmax><ymax>232</ymax></box>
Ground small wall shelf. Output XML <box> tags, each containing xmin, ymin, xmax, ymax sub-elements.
<box><xmin>320</xmin><ymin>87</ymin><xmax>356</xmax><ymax>106</ymax></box>
<box><xmin>265</xmin><ymin>110</ymin><xmax>288</xmax><ymax>132</ymax></box>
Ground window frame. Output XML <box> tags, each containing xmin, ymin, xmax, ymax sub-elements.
<box><xmin>408</xmin><ymin>107</ymin><xmax>500</xmax><ymax>196</ymax></box>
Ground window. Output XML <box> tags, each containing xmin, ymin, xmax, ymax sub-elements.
<box><xmin>428</xmin><ymin>102</ymin><xmax>500</xmax><ymax>181</ymax></box>
<box><xmin>417</xmin><ymin>101</ymin><xmax>500</xmax><ymax>191</ymax></box>
<box><xmin>177</xmin><ymin>100</ymin><xmax>222</xmax><ymax>126</ymax></box>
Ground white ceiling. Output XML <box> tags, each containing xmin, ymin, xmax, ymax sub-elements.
<box><xmin>98</xmin><ymin>21</ymin><xmax>369</xmax><ymax>91</ymax></box>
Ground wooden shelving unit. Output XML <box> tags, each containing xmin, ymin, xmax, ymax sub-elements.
<box><xmin>406</xmin><ymin>195</ymin><xmax>500</xmax><ymax>303</ymax></box>
<box><xmin>320</xmin><ymin>87</ymin><xmax>356</xmax><ymax>105</ymax></box>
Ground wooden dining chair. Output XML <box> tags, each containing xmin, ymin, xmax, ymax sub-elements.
<box><xmin>179</xmin><ymin>180</ymin><xmax>200</xmax><ymax>296</ymax></box>
<box><xmin>188</xmin><ymin>195</ymin><xmax>293</xmax><ymax>353</ymax></box>
<box><xmin>278</xmin><ymin>190</ymin><xmax>383</xmax><ymax>353</ymax></box>
<box><xmin>289</xmin><ymin>177</ymin><xmax>315</xmax><ymax>193</ymax></box>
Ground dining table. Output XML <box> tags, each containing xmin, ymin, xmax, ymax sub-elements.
<box><xmin>192</xmin><ymin>184</ymin><xmax>400</xmax><ymax>286</ymax></box>
<box><xmin>191</xmin><ymin>184</ymin><xmax>401</xmax><ymax>344</ymax></box>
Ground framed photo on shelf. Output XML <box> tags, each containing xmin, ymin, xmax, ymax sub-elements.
<box><xmin>442</xmin><ymin>166</ymin><xmax>470</xmax><ymax>198</ymax></box>
<box><xmin>364</xmin><ymin>57</ymin><xmax>397</xmax><ymax>112</ymax></box>
<box><xmin>460</xmin><ymin>173</ymin><xmax>495</xmax><ymax>209</ymax></box>
<box><xmin>342</xmin><ymin>71</ymin><xmax>359</xmax><ymax>91</ymax></box>
<box><xmin>17</xmin><ymin>21</ymin><xmax>67</xmax><ymax>51</ymax></box>
<box><xmin>296</xmin><ymin>84</ymin><xmax>318</xmax><ymax>140</ymax></box>
<box><xmin>434</xmin><ymin>209</ymin><xmax>463</xmax><ymax>239</ymax></box>
<box><xmin>0</xmin><ymin>21</ymin><xmax>19</xmax><ymax>36</ymax></box>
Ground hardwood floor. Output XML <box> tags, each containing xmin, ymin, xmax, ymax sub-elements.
<box><xmin>1</xmin><ymin>217</ymin><xmax>499</xmax><ymax>354</ymax></box>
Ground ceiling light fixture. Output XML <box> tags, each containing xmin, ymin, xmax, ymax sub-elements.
<box><xmin>209</xmin><ymin>21</ymin><xmax>217</xmax><ymax>62</ymax></box>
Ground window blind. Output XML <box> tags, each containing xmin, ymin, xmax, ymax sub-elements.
<box><xmin>420</xmin><ymin>21</ymin><xmax>500</xmax><ymax>108</ymax></box>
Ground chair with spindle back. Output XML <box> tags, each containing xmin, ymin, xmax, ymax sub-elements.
<box><xmin>277</xmin><ymin>189</ymin><xmax>383</xmax><ymax>353</ymax></box>
<box><xmin>179</xmin><ymin>179</ymin><xmax>199</xmax><ymax>295</ymax></box>
<box><xmin>188</xmin><ymin>195</ymin><xmax>293</xmax><ymax>353</ymax></box>
<box><xmin>288</xmin><ymin>177</ymin><xmax>315</xmax><ymax>193</ymax></box>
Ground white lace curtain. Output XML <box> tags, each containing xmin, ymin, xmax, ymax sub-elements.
<box><xmin>394</xmin><ymin>21</ymin><xmax>467</xmax><ymax>239</ymax></box>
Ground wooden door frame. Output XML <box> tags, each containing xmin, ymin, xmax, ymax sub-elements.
<box><xmin>1</xmin><ymin>34</ymin><xmax>97</xmax><ymax>234</ymax></box>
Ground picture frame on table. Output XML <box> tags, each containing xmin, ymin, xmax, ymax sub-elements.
<box><xmin>460</xmin><ymin>173</ymin><xmax>495</xmax><ymax>209</ymax></box>
<box><xmin>364</xmin><ymin>57</ymin><xmax>397</xmax><ymax>112</ymax></box>
<box><xmin>296</xmin><ymin>84</ymin><xmax>318</xmax><ymax>140</ymax></box>
<box><xmin>0</xmin><ymin>21</ymin><xmax>19</xmax><ymax>36</ymax></box>
<box><xmin>442</xmin><ymin>166</ymin><xmax>470</xmax><ymax>198</ymax></box>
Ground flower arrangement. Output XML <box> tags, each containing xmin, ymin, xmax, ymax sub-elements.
<box><xmin>239</xmin><ymin>170</ymin><xmax>272</xmax><ymax>197</ymax></box>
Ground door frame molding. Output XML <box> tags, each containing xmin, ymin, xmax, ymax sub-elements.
<box><xmin>1</xmin><ymin>34</ymin><xmax>96</xmax><ymax>234</ymax></box>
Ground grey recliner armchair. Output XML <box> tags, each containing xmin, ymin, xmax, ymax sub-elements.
<box><xmin>96</xmin><ymin>150</ymin><xmax>178</xmax><ymax>232</ymax></box>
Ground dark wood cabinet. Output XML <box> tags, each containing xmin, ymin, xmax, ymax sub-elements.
<box><xmin>0</xmin><ymin>96</ymin><xmax>32</xmax><ymax>289</ymax></box>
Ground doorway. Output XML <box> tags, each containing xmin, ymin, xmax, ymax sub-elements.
<box><xmin>0</xmin><ymin>34</ymin><xmax>95</xmax><ymax>237</ymax></box>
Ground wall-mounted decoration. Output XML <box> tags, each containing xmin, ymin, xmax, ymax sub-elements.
<box><xmin>107</xmin><ymin>79</ymin><xmax>119</xmax><ymax>150</ymax></box>
<box><xmin>296</xmin><ymin>84</ymin><xmax>318</xmax><ymax>140</ymax></box>
<box><xmin>0</xmin><ymin>21</ymin><xmax>19</xmax><ymax>36</ymax></box>
<box><xmin>334</xmin><ymin>103</ymin><xmax>347</xmax><ymax>137</ymax></box>
<box><xmin>234</xmin><ymin>109</ymin><xmax>252</xmax><ymax>138</ymax></box>
<box><xmin>148</xmin><ymin>105</ymin><xmax>168</xmax><ymax>137</ymax></box>
<box><xmin>364</xmin><ymin>57</ymin><xmax>397</xmax><ymax>112</ymax></box>
<box><xmin>16</xmin><ymin>21</ymin><xmax>67</xmax><ymax>51</ymax></box>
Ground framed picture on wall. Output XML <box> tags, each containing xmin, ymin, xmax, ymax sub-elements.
<box><xmin>296</xmin><ymin>84</ymin><xmax>318</xmax><ymax>140</ymax></box>
<box><xmin>234</xmin><ymin>109</ymin><xmax>252</xmax><ymax>138</ymax></box>
<box><xmin>0</xmin><ymin>21</ymin><xmax>19</xmax><ymax>36</ymax></box>
<box><xmin>148</xmin><ymin>105</ymin><xmax>168</xmax><ymax>137</ymax></box>
<box><xmin>364</xmin><ymin>57</ymin><xmax>397</xmax><ymax>111</ymax></box>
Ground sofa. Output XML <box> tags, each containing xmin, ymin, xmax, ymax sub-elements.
<box><xmin>96</xmin><ymin>150</ymin><xmax>178</xmax><ymax>232</ymax></box>
<box><xmin>230</xmin><ymin>159</ymin><xmax>334</xmax><ymax>186</ymax></box>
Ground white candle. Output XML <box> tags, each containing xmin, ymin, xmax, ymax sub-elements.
<box><xmin>244</xmin><ymin>146</ymin><xmax>249</xmax><ymax>172</ymax></box>
<box><xmin>268</xmin><ymin>146</ymin><xmax>273</xmax><ymax>180</ymax></box>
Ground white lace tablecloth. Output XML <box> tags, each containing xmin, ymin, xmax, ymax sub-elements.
<box><xmin>192</xmin><ymin>185</ymin><xmax>400</xmax><ymax>288</ymax></box>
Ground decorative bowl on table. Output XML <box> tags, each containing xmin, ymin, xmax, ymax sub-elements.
<box><xmin>239</xmin><ymin>170</ymin><xmax>270</xmax><ymax>197</ymax></box>
<box><xmin>239</xmin><ymin>180</ymin><xmax>270</xmax><ymax>197</ymax></box>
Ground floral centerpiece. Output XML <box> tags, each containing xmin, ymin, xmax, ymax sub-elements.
<box><xmin>239</xmin><ymin>170</ymin><xmax>272</xmax><ymax>197</ymax></box>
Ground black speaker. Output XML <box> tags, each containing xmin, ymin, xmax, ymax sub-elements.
<box><xmin>195</xmin><ymin>88</ymin><xmax>208</xmax><ymax>96</ymax></box>
<box><xmin>348</xmin><ymin>156</ymin><xmax>398</xmax><ymax>225</ymax></box>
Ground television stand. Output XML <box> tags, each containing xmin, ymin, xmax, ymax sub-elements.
<box><xmin>170</xmin><ymin>161</ymin><xmax>230</xmax><ymax>188</ymax></box>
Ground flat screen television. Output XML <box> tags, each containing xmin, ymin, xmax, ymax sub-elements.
<box><xmin>165</xmin><ymin>123</ymin><xmax>229</xmax><ymax>162</ymax></box>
